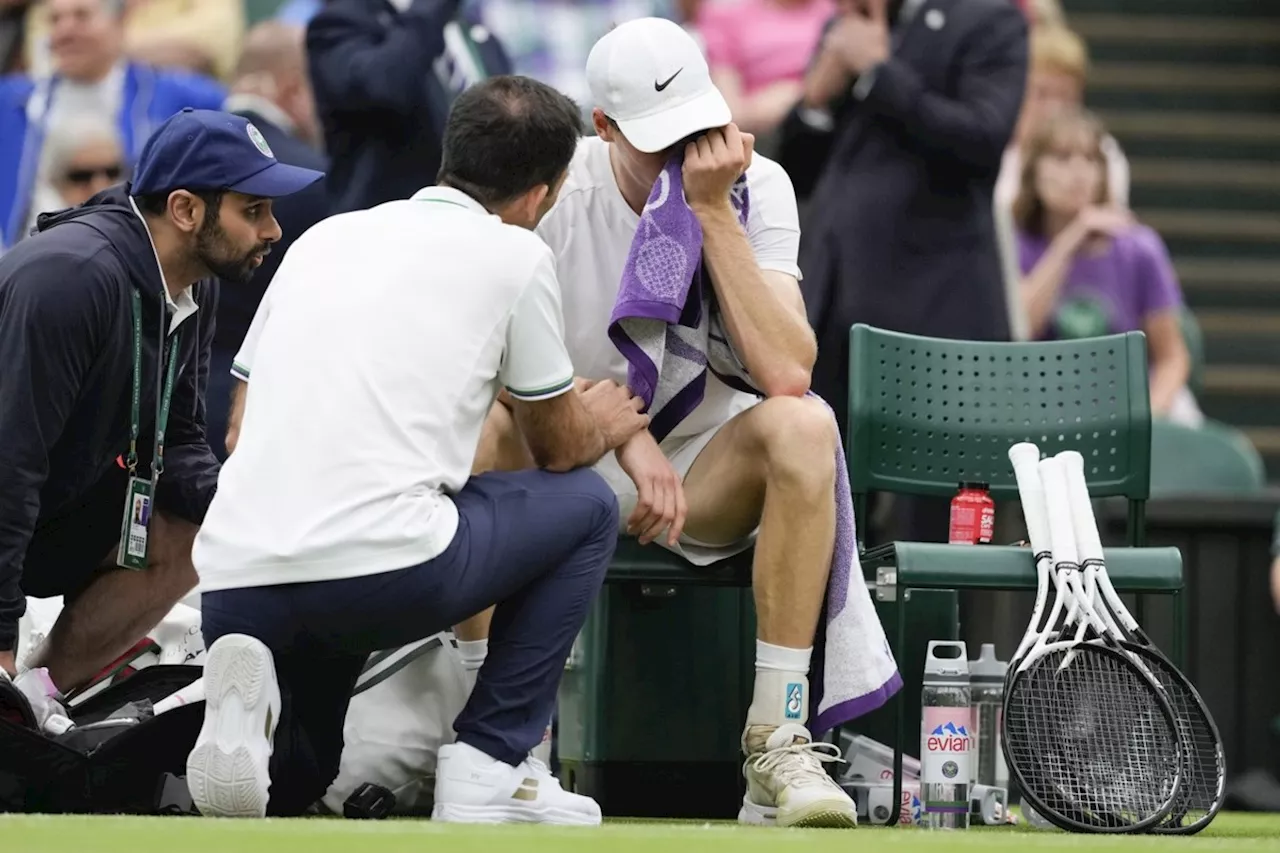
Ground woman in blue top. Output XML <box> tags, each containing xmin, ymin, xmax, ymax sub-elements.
<box><xmin>1013</xmin><ymin>107</ymin><xmax>1201</xmax><ymax>426</ymax></box>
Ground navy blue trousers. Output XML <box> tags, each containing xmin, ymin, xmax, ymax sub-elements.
<box><xmin>201</xmin><ymin>468</ymin><xmax>618</xmax><ymax>816</ymax></box>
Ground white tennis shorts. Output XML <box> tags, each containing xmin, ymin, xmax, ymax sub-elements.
<box><xmin>592</xmin><ymin>421</ymin><xmax>759</xmax><ymax>567</ymax></box>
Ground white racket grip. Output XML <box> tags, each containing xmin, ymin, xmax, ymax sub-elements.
<box><xmin>1059</xmin><ymin>450</ymin><xmax>1141</xmax><ymax>633</ymax></box>
<box><xmin>154</xmin><ymin>677</ymin><xmax>205</xmax><ymax>715</ymax></box>
<box><xmin>1009</xmin><ymin>443</ymin><xmax>1052</xmax><ymax>558</ymax></box>
<box><xmin>1058</xmin><ymin>451</ymin><xmax>1105</xmax><ymax>564</ymax></box>
<box><xmin>1038</xmin><ymin>456</ymin><xmax>1079</xmax><ymax>567</ymax></box>
<box><xmin>1008</xmin><ymin>442</ymin><xmax>1050</xmax><ymax>662</ymax></box>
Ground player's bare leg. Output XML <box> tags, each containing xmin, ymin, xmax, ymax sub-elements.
<box><xmin>681</xmin><ymin>396</ymin><xmax>854</xmax><ymax>828</ymax></box>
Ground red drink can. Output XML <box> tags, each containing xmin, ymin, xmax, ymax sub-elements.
<box><xmin>949</xmin><ymin>482</ymin><xmax>995</xmax><ymax>545</ymax></box>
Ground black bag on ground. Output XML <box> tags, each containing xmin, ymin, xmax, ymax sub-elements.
<box><xmin>0</xmin><ymin>665</ymin><xmax>204</xmax><ymax>814</ymax></box>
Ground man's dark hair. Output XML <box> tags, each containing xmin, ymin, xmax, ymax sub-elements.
<box><xmin>438</xmin><ymin>76</ymin><xmax>583</xmax><ymax>209</ymax></box>
<box><xmin>133</xmin><ymin>188</ymin><xmax>226</xmax><ymax>219</ymax></box>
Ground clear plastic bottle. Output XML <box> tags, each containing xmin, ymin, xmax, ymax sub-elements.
<box><xmin>921</xmin><ymin>640</ymin><xmax>971</xmax><ymax>830</ymax></box>
<box><xmin>969</xmin><ymin>643</ymin><xmax>1008</xmax><ymax>791</ymax></box>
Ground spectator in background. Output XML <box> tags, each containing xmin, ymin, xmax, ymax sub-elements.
<box><xmin>24</xmin><ymin>0</ymin><xmax>246</xmax><ymax>80</ymax></box>
<box><xmin>1025</xmin><ymin>0</ymin><xmax>1062</xmax><ymax>28</ymax></box>
<box><xmin>995</xmin><ymin>24</ymin><xmax>1129</xmax><ymax>211</ymax></box>
<box><xmin>1</xmin><ymin>0</ymin><xmax>28</xmax><ymax>73</ymax></box>
<box><xmin>27</xmin><ymin>111</ymin><xmax>124</xmax><ymax>219</ymax></box>
<box><xmin>697</xmin><ymin>0</ymin><xmax>834</xmax><ymax>142</ymax></box>
<box><xmin>0</xmin><ymin>0</ymin><xmax>225</xmax><ymax>253</ymax></box>
<box><xmin>480</xmin><ymin>0</ymin><xmax>672</xmax><ymax>118</ymax></box>
<box><xmin>211</xmin><ymin>20</ymin><xmax>328</xmax><ymax>460</ymax></box>
<box><xmin>796</xmin><ymin>0</ymin><xmax>1027</xmax><ymax>439</ymax></box>
<box><xmin>1014</xmin><ymin>109</ymin><xmax>1201</xmax><ymax>426</ymax></box>
<box><xmin>307</xmin><ymin>0</ymin><xmax>511</xmax><ymax>214</ymax></box>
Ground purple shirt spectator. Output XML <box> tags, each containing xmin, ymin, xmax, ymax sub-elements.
<box><xmin>1017</xmin><ymin>224</ymin><xmax>1183</xmax><ymax>341</ymax></box>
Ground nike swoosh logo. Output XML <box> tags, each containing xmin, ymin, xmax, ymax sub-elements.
<box><xmin>655</xmin><ymin>69</ymin><xmax>683</xmax><ymax>91</ymax></box>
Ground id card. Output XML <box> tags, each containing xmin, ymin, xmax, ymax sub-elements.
<box><xmin>116</xmin><ymin>476</ymin><xmax>154</xmax><ymax>570</ymax></box>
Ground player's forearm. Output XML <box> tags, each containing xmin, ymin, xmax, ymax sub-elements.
<box><xmin>696</xmin><ymin>205</ymin><xmax>816</xmax><ymax>397</ymax></box>
<box><xmin>225</xmin><ymin>380</ymin><xmax>248</xmax><ymax>456</ymax></box>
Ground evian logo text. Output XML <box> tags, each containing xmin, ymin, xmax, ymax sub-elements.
<box><xmin>926</xmin><ymin>721</ymin><xmax>971</xmax><ymax>753</ymax></box>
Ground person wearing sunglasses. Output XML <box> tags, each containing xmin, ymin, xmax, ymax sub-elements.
<box><xmin>32</xmin><ymin>113</ymin><xmax>128</xmax><ymax>220</ymax></box>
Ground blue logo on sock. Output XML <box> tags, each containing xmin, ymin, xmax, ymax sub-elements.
<box><xmin>785</xmin><ymin>683</ymin><xmax>804</xmax><ymax>719</ymax></box>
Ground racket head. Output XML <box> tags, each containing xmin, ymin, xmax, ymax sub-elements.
<box><xmin>1002</xmin><ymin>642</ymin><xmax>1183</xmax><ymax>833</ymax></box>
<box><xmin>1117</xmin><ymin>642</ymin><xmax>1227</xmax><ymax>835</ymax></box>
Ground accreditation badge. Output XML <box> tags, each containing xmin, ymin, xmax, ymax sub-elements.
<box><xmin>116</xmin><ymin>476</ymin><xmax>155</xmax><ymax>570</ymax></box>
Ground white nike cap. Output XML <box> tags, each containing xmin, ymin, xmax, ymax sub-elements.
<box><xmin>586</xmin><ymin>17</ymin><xmax>732</xmax><ymax>154</ymax></box>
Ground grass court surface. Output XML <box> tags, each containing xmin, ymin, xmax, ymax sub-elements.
<box><xmin>3</xmin><ymin>812</ymin><xmax>1279</xmax><ymax>852</ymax></box>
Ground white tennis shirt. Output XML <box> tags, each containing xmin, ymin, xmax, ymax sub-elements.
<box><xmin>535</xmin><ymin>136</ymin><xmax>803</xmax><ymax>440</ymax></box>
<box><xmin>193</xmin><ymin>187</ymin><xmax>575</xmax><ymax>592</ymax></box>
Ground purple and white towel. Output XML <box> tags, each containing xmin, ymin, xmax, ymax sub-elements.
<box><xmin>608</xmin><ymin>158</ymin><xmax>902</xmax><ymax>734</ymax></box>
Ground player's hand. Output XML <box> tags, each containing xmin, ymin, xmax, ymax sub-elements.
<box><xmin>616</xmin><ymin>430</ymin><xmax>687</xmax><ymax>547</ymax></box>
<box><xmin>826</xmin><ymin>0</ymin><xmax>890</xmax><ymax>75</ymax></box>
<box><xmin>1074</xmin><ymin>205</ymin><xmax>1134</xmax><ymax>239</ymax></box>
<box><xmin>0</xmin><ymin>650</ymin><xmax>15</xmax><ymax>680</ymax></box>
<box><xmin>683</xmin><ymin>124</ymin><xmax>755</xmax><ymax>215</ymax></box>
<box><xmin>580</xmin><ymin>379</ymin><xmax>649</xmax><ymax>450</ymax></box>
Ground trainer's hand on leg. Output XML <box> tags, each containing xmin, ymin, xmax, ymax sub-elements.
<box><xmin>617</xmin><ymin>431</ymin><xmax>687</xmax><ymax>547</ymax></box>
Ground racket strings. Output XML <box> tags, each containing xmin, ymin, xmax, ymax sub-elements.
<box><xmin>1130</xmin><ymin>650</ymin><xmax>1225</xmax><ymax>829</ymax></box>
<box><xmin>1005</xmin><ymin>647</ymin><xmax>1181</xmax><ymax>828</ymax></box>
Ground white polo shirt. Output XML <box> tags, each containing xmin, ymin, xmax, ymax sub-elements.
<box><xmin>193</xmin><ymin>187</ymin><xmax>575</xmax><ymax>592</ymax></box>
<box><xmin>535</xmin><ymin>136</ymin><xmax>803</xmax><ymax>440</ymax></box>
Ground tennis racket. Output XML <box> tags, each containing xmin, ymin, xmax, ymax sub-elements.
<box><xmin>1057</xmin><ymin>450</ymin><xmax>1227</xmax><ymax>835</ymax></box>
<box><xmin>1002</xmin><ymin>454</ymin><xmax>1182</xmax><ymax>833</ymax></box>
<box><xmin>1006</xmin><ymin>442</ymin><xmax>1055</xmax><ymax>689</ymax></box>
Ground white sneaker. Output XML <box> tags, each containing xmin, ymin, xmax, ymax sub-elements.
<box><xmin>432</xmin><ymin>741</ymin><xmax>601</xmax><ymax>825</ymax></box>
<box><xmin>186</xmin><ymin>634</ymin><xmax>280</xmax><ymax>818</ymax></box>
<box><xmin>739</xmin><ymin>723</ymin><xmax>858</xmax><ymax>828</ymax></box>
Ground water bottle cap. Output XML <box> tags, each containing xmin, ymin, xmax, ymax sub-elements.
<box><xmin>969</xmin><ymin>642</ymin><xmax>1007</xmax><ymax>681</ymax></box>
<box><xmin>923</xmin><ymin>640</ymin><xmax>970</xmax><ymax>681</ymax></box>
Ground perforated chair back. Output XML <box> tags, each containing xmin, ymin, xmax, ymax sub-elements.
<box><xmin>847</xmin><ymin>325</ymin><xmax>1153</xmax><ymax>542</ymax></box>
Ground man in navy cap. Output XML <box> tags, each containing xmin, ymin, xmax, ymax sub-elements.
<box><xmin>0</xmin><ymin>108</ymin><xmax>322</xmax><ymax>725</ymax></box>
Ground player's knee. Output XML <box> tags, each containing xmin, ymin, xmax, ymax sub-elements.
<box><xmin>752</xmin><ymin>396</ymin><xmax>839</xmax><ymax>483</ymax></box>
<box><xmin>577</xmin><ymin>469</ymin><xmax>621</xmax><ymax>539</ymax></box>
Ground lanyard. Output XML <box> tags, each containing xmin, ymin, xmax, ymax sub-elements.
<box><xmin>126</xmin><ymin>289</ymin><xmax>183</xmax><ymax>480</ymax></box>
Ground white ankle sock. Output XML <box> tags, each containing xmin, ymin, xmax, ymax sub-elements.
<box><xmin>457</xmin><ymin>638</ymin><xmax>488</xmax><ymax>671</ymax></box>
<box><xmin>747</xmin><ymin>641</ymin><xmax>813</xmax><ymax>727</ymax></box>
<box><xmin>458</xmin><ymin>638</ymin><xmax>488</xmax><ymax>693</ymax></box>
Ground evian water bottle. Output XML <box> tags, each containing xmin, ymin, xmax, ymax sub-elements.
<box><xmin>921</xmin><ymin>640</ymin><xmax>972</xmax><ymax>829</ymax></box>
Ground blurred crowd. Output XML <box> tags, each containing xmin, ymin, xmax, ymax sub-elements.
<box><xmin>0</xmin><ymin>0</ymin><xmax>1203</xmax><ymax>464</ymax></box>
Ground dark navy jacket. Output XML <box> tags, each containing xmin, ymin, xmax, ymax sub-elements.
<box><xmin>307</xmin><ymin>0</ymin><xmax>511</xmax><ymax>214</ymax></box>
<box><xmin>797</xmin><ymin>0</ymin><xmax>1027</xmax><ymax>438</ymax></box>
<box><xmin>0</xmin><ymin>185</ymin><xmax>219</xmax><ymax>649</ymax></box>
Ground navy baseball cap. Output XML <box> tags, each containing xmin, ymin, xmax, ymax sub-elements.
<box><xmin>131</xmin><ymin>108</ymin><xmax>323</xmax><ymax>198</ymax></box>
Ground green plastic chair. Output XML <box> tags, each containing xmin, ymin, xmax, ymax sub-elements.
<box><xmin>1150</xmin><ymin>419</ymin><xmax>1266</xmax><ymax>495</ymax></box>
<box><xmin>1179</xmin><ymin>307</ymin><xmax>1206</xmax><ymax>399</ymax></box>
<box><xmin>845</xmin><ymin>324</ymin><xmax>1185</xmax><ymax>824</ymax></box>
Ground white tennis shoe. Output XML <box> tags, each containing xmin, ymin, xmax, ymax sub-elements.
<box><xmin>186</xmin><ymin>634</ymin><xmax>280</xmax><ymax>818</ymax></box>
<box><xmin>432</xmin><ymin>741</ymin><xmax>601</xmax><ymax>825</ymax></box>
<box><xmin>738</xmin><ymin>723</ymin><xmax>858</xmax><ymax>828</ymax></box>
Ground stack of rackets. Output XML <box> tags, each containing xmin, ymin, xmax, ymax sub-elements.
<box><xmin>999</xmin><ymin>443</ymin><xmax>1226</xmax><ymax>834</ymax></box>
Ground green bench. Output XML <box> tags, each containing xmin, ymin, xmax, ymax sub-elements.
<box><xmin>847</xmin><ymin>324</ymin><xmax>1185</xmax><ymax>825</ymax></box>
<box><xmin>558</xmin><ymin>325</ymin><xmax>1185</xmax><ymax>821</ymax></box>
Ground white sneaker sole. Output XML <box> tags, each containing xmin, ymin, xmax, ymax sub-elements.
<box><xmin>738</xmin><ymin>793</ymin><xmax>858</xmax><ymax>829</ymax></box>
<box><xmin>432</xmin><ymin>802</ymin><xmax>601</xmax><ymax>826</ymax></box>
<box><xmin>186</xmin><ymin>634</ymin><xmax>279</xmax><ymax>818</ymax></box>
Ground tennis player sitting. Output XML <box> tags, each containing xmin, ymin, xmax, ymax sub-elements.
<box><xmin>478</xmin><ymin>18</ymin><xmax>899</xmax><ymax>828</ymax></box>
<box><xmin>185</xmin><ymin>75</ymin><xmax>648</xmax><ymax>824</ymax></box>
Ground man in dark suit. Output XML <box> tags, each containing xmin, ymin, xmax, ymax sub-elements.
<box><xmin>211</xmin><ymin>21</ymin><xmax>329</xmax><ymax>459</ymax></box>
<box><xmin>794</xmin><ymin>0</ymin><xmax>1028</xmax><ymax>441</ymax></box>
<box><xmin>307</xmin><ymin>0</ymin><xmax>512</xmax><ymax>215</ymax></box>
